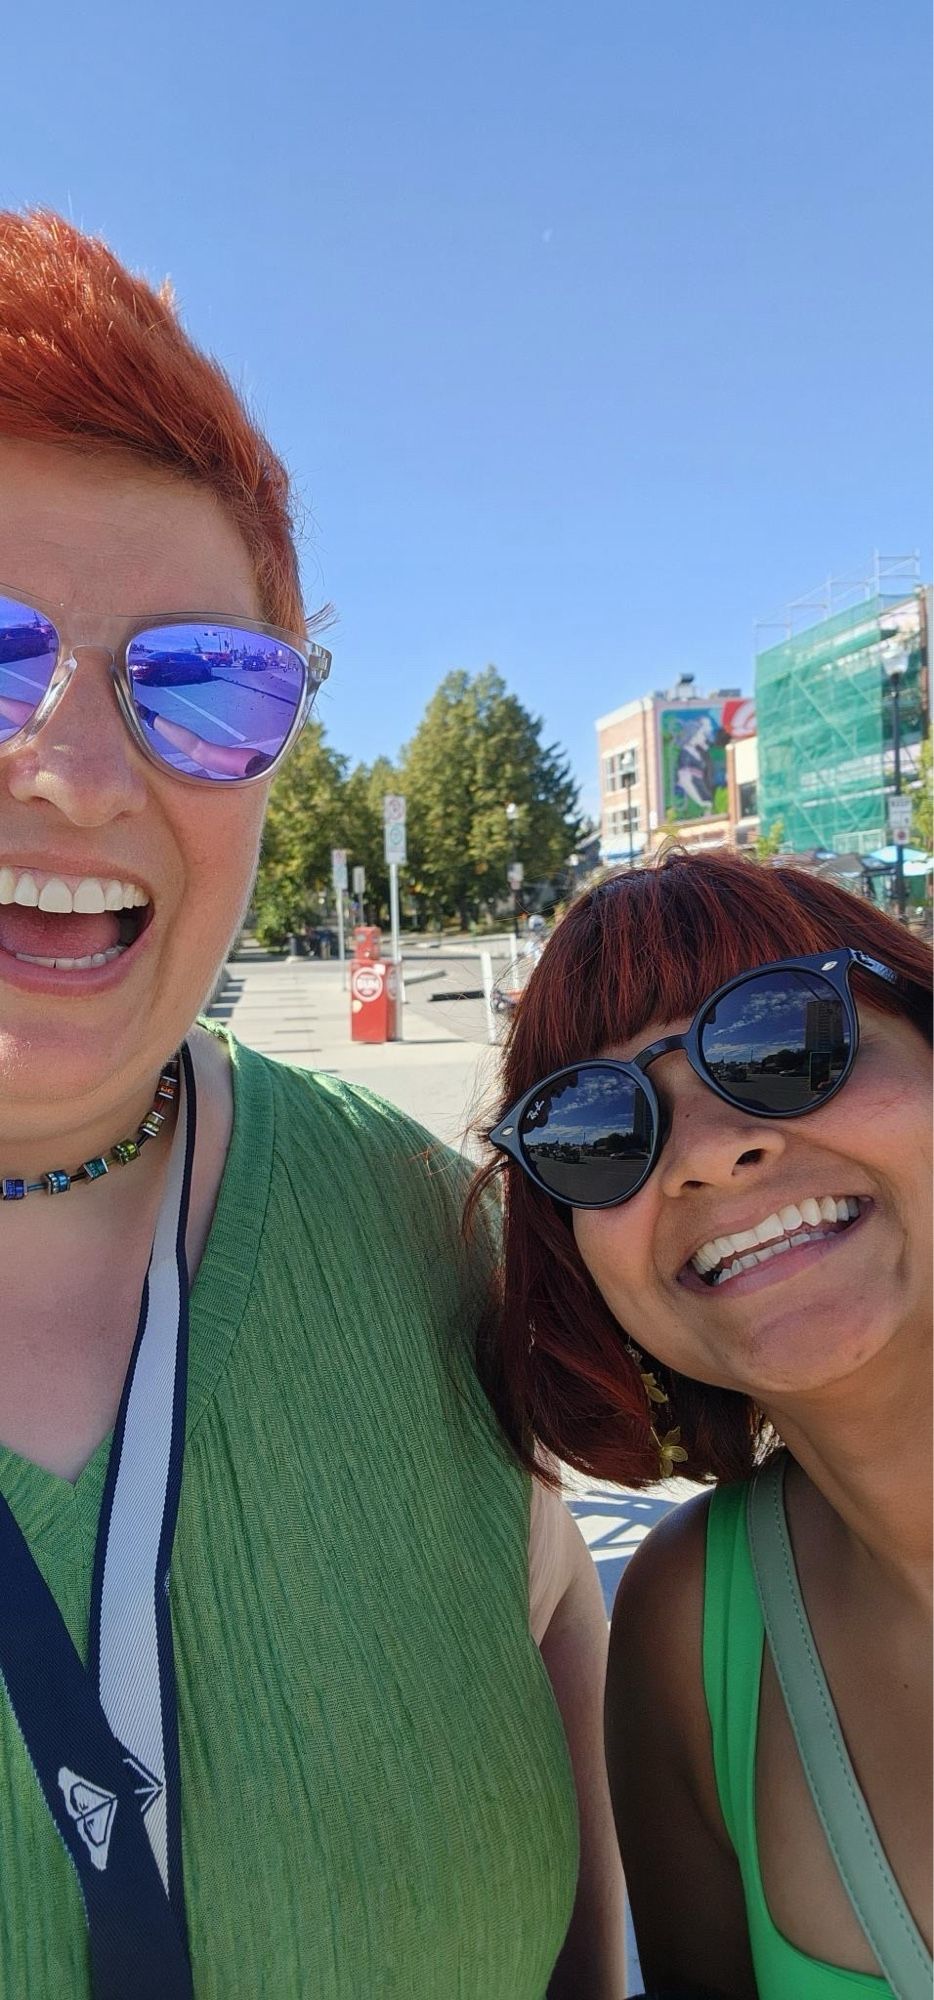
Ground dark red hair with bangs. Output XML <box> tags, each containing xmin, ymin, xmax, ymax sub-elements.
<box><xmin>0</xmin><ymin>209</ymin><xmax>305</xmax><ymax>632</ymax></box>
<box><xmin>470</xmin><ymin>850</ymin><xmax>932</xmax><ymax>1488</ymax></box>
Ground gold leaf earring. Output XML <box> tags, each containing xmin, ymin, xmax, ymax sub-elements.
<box><xmin>625</xmin><ymin>1341</ymin><xmax>689</xmax><ymax>1478</ymax></box>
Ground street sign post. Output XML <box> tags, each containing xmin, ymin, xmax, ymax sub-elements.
<box><xmin>331</xmin><ymin>848</ymin><xmax>348</xmax><ymax>979</ymax></box>
<box><xmin>887</xmin><ymin>796</ymin><xmax>913</xmax><ymax>845</ymax></box>
<box><xmin>383</xmin><ymin>797</ymin><xmax>406</xmax><ymax>1029</ymax></box>
<box><xmin>352</xmin><ymin>865</ymin><xmax>366</xmax><ymax>898</ymax></box>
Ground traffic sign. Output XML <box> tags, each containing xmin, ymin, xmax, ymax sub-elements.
<box><xmin>507</xmin><ymin>862</ymin><xmax>524</xmax><ymax>890</ymax></box>
<box><xmin>331</xmin><ymin>847</ymin><xmax>348</xmax><ymax>891</ymax></box>
<box><xmin>383</xmin><ymin>795</ymin><xmax>407</xmax><ymax>868</ymax></box>
<box><xmin>352</xmin><ymin>865</ymin><xmax>366</xmax><ymax>896</ymax></box>
<box><xmin>887</xmin><ymin>796</ymin><xmax>913</xmax><ymax>845</ymax></box>
<box><xmin>384</xmin><ymin>822</ymin><xmax>407</xmax><ymax>866</ymax></box>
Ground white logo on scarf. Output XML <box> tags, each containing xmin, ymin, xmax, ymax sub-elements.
<box><xmin>58</xmin><ymin>1767</ymin><xmax>117</xmax><ymax>1871</ymax></box>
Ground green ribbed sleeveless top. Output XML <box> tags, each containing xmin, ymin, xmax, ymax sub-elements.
<box><xmin>0</xmin><ymin>1037</ymin><xmax>578</xmax><ymax>1998</ymax></box>
<box><xmin>703</xmin><ymin>1481</ymin><xmax>889</xmax><ymax>1997</ymax></box>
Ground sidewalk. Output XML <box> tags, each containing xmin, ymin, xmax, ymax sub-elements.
<box><xmin>209</xmin><ymin>954</ymin><xmax>499</xmax><ymax>1152</ymax></box>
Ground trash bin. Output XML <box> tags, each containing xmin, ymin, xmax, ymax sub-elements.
<box><xmin>350</xmin><ymin>956</ymin><xmax>399</xmax><ymax>1042</ymax></box>
<box><xmin>353</xmin><ymin>926</ymin><xmax>382</xmax><ymax>963</ymax></box>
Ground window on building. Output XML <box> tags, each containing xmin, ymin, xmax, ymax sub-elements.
<box><xmin>738</xmin><ymin>781</ymin><xmax>758</xmax><ymax>819</ymax></box>
<box><xmin>607</xmin><ymin>802</ymin><xmax>641</xmax><ymax>838</ymax></box>
<box><xmin>603</xmin><ymin>746</ymin><xmax>638</xmax><ymax>795</ymax></box>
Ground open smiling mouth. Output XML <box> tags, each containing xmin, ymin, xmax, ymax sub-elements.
<box><xmin>681</xmin><ymin>1195</ymin><xmax>868</xmax><ymax>1290</ymax></box>
<box><xmin>0</xmin><ymin>869</ymin><xmax>152</xmax><ymax>972</ymax></box>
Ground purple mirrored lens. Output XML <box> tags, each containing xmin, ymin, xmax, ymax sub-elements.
<box><xmin>126</xmin><ymin>623</ymin><xmax>309</xmax><ymax>781</ymax></box>
<box><xmin>0</xmin><ymin>595</ymin><xmax>59</xmax><ymax>746</ymax></box>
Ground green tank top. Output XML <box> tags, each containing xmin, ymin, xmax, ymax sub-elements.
<box><xmin>703</xmin><ymin>1481</ymin><xmax>889</xmax><ymax>1997</ymax></box>
<box><xmin>0</xmin><ymin>1036</ymin><xmax>578</xmax><ymax>1997</ymax></box>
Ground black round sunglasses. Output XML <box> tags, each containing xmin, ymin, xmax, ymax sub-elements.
<box><xmin>490</xmin><ymin>950</ymin><xmax>902</xmax><ymax>1211</ymax></box>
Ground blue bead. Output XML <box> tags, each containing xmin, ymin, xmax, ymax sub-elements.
<box><xmin>1</xmin><ymin>1179</ymin><xmax>25</xmax><ymax>1200</ymax></box>
<box><xmin>45</xmin><ymin>1170</ymin><xmax>71</xmax><ymax>1194</ymax></box>
<box><xmin>82</xmin><ymin>1156</ymin><xmax>109</xmax><ymax>1181</ymax></box>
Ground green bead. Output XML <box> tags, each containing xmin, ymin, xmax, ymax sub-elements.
<box><xmin>112</xmin><ymin>1139</ymin><xmax>141</xmax><ymax>1165</ymax></box>
<box><xmin>141</xmin><ymin>1110</ymin><xmax>165</xmax><ymax>1138</ymax></box>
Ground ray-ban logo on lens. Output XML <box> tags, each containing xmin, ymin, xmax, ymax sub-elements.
<box><xmin>58</xmin><ymin>1767</ymin><xmax>117</xmax><ymax>1871</ymax></box>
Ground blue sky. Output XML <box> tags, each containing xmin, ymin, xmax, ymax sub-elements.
<box><xmin>2</xmin><ymin>0</ymin><xmax>930</xmax><ymax>817</ymax></box>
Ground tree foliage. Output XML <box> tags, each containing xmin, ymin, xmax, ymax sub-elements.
<box><xmin>249</xmin><ymin>666</ymin><xmax>583</xmax><ymax>941</ymax></box>
<box><xmin>252</xmin><ymin>724</ymin><xmax>348</xmax><ymax>945</ymax></box>
<box><xmin>400</xmin><ymin>668</ymin><xmax>583</xmax><ymax>925</ymax></box>
<box><xmin>911</xmin><ymin>738</ymin><xmax>933</xmax><ymax>852</ymax></box>
<box><xmin>340</xmin><ymin>755</ymin><xmax>401</xmax><ymax>921</ymax></box>
<box><xmin>753</xmin><ymin>818</ymin><xmax>785</xmax><ymax>860</ymax></box>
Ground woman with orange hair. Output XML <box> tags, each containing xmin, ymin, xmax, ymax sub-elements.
<box><xmin>0</xmin><ymin>211</ymin><xmax>624</xmax><ymax>1997</ymax></box>
<box><xmin>481</xmin><ymin>852</ymin><xmax>932</xmax><ymax>1998</ymax></box>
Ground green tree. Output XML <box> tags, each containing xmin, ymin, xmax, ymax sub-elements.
<box><xmin>911</xmin><ymin>738</ymin><xmax>933</xmax><ymax>851</ymax></box>
<box><xmin>401</xmin><ymin>667</ymin><xmax>583</xmax><ymax>925</ymax></box>
<box><xmin>252</xmin><ymin>724</ymin><xmax>349</xmax><ymax>945</ymax></box>
<box><xmin>754</xmin><ymin>818</ymin><xmax>784</xmax><ymax>861</ymax></box>
<box><xmin>341</xmin><ymin>755</ymin><xmax>401</xmax><ymax>923</ymax></box>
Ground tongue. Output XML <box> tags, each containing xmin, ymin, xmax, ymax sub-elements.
<box><xmin>0</xmin><ymin>907</ymin><xmax>120</xmax><ymax>958</ymax></box>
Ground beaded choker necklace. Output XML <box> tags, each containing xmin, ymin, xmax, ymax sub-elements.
<box><xmin>1</xmin><ymin>1056</ymin><xmax>180</xmax><ymax>1200</ymax></box>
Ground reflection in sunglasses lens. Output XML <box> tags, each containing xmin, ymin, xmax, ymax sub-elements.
<box><xmin>519</xmin><ymin>1066</ymin><xmax>655</xmax><ymax>1204</ymax></box>
<box><xmin>700</xmin><ymin>971</ymin><xmax>850</xmax><ymax>1114</ymax></box>
<box><xmin>0</xmin><ymin>595</ymin><xmax>59</xmax><ymax>744</ymax></box>
<box><xmin>127</xmin><ymin>623</ymin><xmax>308</xmax><ymax>781</ymax></box>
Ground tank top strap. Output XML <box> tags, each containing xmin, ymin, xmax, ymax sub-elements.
<box><xmin>702</xmin><ymin>1476</ymin><xmax>764</xmax><ymax>1858</ymax></box>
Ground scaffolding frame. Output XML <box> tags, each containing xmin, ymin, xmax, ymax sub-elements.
<box><xmin>755</xmin><ymin>579</ymin><xmax>926</xmax><ymax>856</ymax></box>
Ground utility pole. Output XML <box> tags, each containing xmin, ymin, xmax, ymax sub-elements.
<box><xmin>881</xmin><ymin>628</ymin><xmax>910</xmax><ymax>921</ymax></box>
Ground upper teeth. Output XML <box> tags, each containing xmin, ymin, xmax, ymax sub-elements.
<box><xmin>691</xmin><ymin>1197</ymin><xmax>862</xmax><ymax>1281</ymax></box>
<box><xmin>0</xmin><ymin>869</ymin><xmax>148</xmax><ymax>912</ymax></box>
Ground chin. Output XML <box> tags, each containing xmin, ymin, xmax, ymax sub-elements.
<box><xmin>0</xmin><ymin>973</ymin><xmax>193</xmax><ymax>1111</ymax></box>
<box><xmin>726</xmin><ymin>1298</ymin><xmax>902</xmax><ymax>1398</ymax></box>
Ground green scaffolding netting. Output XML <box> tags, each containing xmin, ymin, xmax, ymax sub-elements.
<box><xmin>756</xmin><ymin>594</ymin><xmax>925</xmax><ymax>855</ymax></box>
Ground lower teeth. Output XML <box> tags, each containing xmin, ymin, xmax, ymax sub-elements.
<box><xmin>11</xmin><ymin>944</ymin><xmax>127</xmax><ymax>969</ymax></box>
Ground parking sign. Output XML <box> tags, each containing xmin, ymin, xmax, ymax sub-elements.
<box><xmin>383</xmin><ymin>795</ymin><xmax>407</xmax><ymax>867</ymax></box>
<box><xmin>887</xmin><ymin>796</ymin><xmax>913</xmax><ymax>845</ymax></box>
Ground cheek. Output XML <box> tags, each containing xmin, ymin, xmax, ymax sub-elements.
<box><xmin>572</xmin><ymin>1203</ymin><xmax>651</xmax><ymax>1317</ymax></box>
<box><xmin>170</xmin><ymin>789</ymin><xmax>267</xmax><ymax>925</ymax></box>
<box><xmin>176</xmin><ymin>792</ymin><xmax>266</xmax><ymax>888</ymax></box>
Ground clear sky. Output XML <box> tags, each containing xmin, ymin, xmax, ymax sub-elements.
<box><xmin>2</xmin><ymin>0</ymin><xmax>930</xmax><ymax>817</ymax></box>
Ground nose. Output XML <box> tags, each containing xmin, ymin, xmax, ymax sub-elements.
<box><xmin>2</xmin><ymin>649</ymin><xmax>148</xmax><ymax>826</ymax></box>
<box><xmin>655</xmin><ymin>1063</ymin><xmax>788</xmax><ymax>1198</ymax></box>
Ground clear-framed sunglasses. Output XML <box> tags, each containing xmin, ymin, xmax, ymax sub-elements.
<box><xmin>0</xmin><ymin>587</ymin><xmax>331</xmax><ymax>786</ymax></box>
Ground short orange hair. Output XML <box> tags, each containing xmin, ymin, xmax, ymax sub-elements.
<box><xmin>0</xmin><ymin>209</ymin><xmax>304</xmax><ymax>632</ymax></box>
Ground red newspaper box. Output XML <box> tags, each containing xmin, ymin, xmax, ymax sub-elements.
<box><xmin>350</xmin><ymin>957</ymin><xmax>399</xmax><ymax>1042</ymax></box>
<box><xmin>352</xmin><ymin>926</ymin><xmax>382</xmax><ymax>962</ymax></box>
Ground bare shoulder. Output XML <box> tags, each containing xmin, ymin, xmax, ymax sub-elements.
<box><xmin>610</xmin><ymin>1487</ymin><xmax>713</xmax><ymax>1664</ymax></box>
<box><xmin>607</xmin><ymin>1489</ymin><xmax>721</xmax><ymax>1822</ymax></box>
<box><xmin>606</xmin><ymin>1489</ymin><xmax>755</xmax><ymax>1995</ymax></box>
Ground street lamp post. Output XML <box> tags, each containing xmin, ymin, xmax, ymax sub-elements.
<box><xmin>621</xmin><ymin>768</ymin><xmax>636</xmax><ymax>870</ymax></box>
<box><xmin>505</xmin><ymin>801</ymin><xmax>519</xmax><ymax>923</ymax></box>
<box><xmin>881</xmin><ymin>634</ymin><xmax>910</xmax><ymax>922</ymax></box>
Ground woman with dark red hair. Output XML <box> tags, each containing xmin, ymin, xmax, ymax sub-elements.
<box><xmin>480</xmin><ymin>852</ymin><xmax>932</xmax><ymax>1999</ymax></box>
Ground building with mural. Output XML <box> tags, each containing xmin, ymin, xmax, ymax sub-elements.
<box><xmin>755</xmin><ymin>587</ymin><xmax>930</xmax><ymax>856</ymax></box>
<box><xmin>596</xmin><ymin>676</ymin><xmax>756</xmax><ymax>866</ymax></box>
